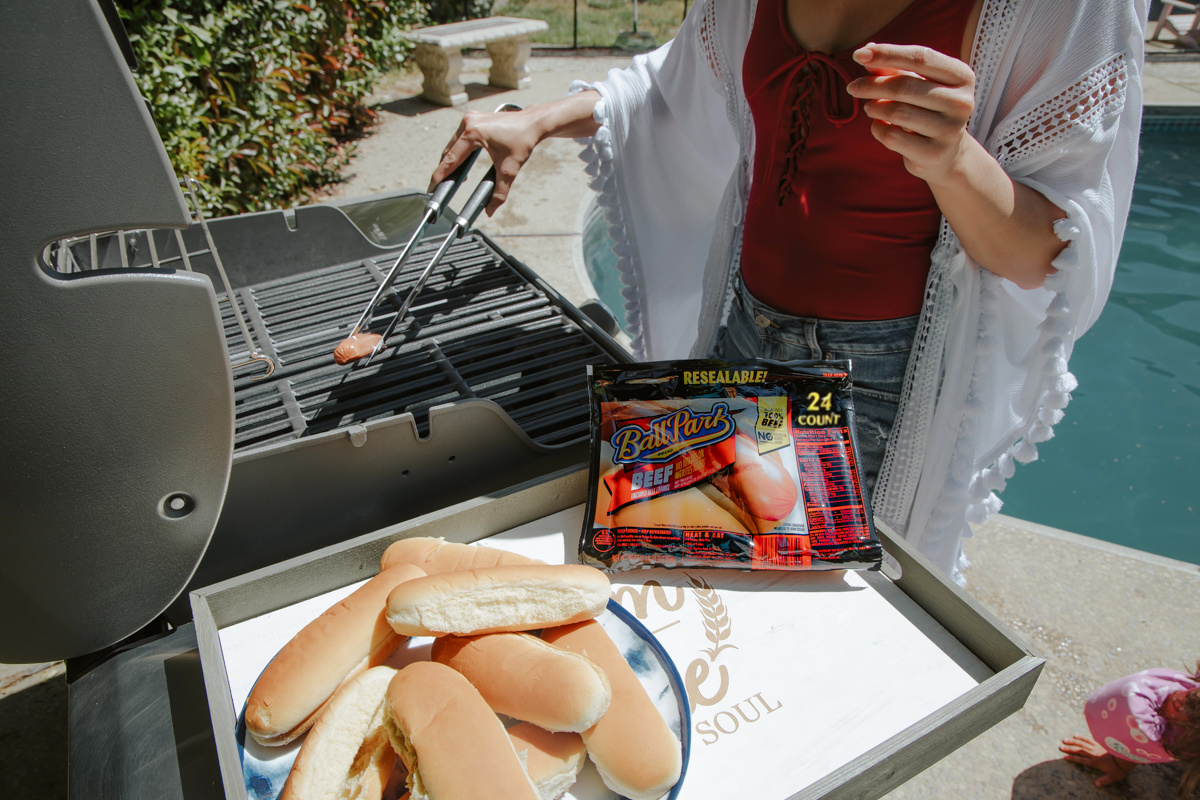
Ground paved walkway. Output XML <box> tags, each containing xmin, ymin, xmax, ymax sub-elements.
<box><xmin>3</xmin><ymin>44</ymin><xmax>1198</xmax><ymax>800</ymax></box>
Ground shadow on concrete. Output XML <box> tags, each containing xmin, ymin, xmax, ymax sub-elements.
<box><xmin>0</xmin><ymin>672</ymin><xmax>67</xmax><ymax>800</ymax></box>
<box><xmin>1013</xmin><ymin>758</ymin><xmax>1187</xmax><ymax>799</ymax></box>
<box><xmin>377</xmin><ymin>83</ymin><xmax>515</xmax><ymax>117</ymax></box>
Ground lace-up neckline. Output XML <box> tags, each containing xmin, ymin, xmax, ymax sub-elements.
<box><xmin>746</xmin><ymin>49</ymin><xmax>858</xmax><ymax>205</ymax></box>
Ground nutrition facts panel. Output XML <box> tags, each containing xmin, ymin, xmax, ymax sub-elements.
<box><xmin>793</xmin><ymin>426</ymin><xmax>871</xmax><ymax>546</ymax></box>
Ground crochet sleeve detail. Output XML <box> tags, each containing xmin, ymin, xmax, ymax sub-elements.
<box><xmin>991</xmin><ymin>52</ymin><xmax>1129</xmax><ymax>169</ymax></box>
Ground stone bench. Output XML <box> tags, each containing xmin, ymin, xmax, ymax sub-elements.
<box><xmin>403</xmin><ymin>16</ymin><xmax>550</xmax><ymax>107</ymax></box>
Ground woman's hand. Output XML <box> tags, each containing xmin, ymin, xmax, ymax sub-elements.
<box><xmin>846</xmin><ymin>42</ymin><xmax>975</xmax><ymax>184</ymax></box>
<box><xmin>429</xmin><ymin>107</ymin><xmax>541</xmax><ymax>217</ymax></box>
<box><xmin>846</xmin><ymin>42</ymin><xmax>1065</xmax><ymax>289</ymax></box>
<box><xmin>428</xmin><ymin>91</ymin><xmax>602</xmax><ymax>217</ymax></box>
<box><xmin>1059</xmin><ymin>735</ymin><xmax>1139</xmax><ymax>787</ymax></box>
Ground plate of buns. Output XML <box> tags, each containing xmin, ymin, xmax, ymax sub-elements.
<box><xmin>233</xmin><ymin>538</ymin><xmax>690</xmax><ymax>800</ymax></box>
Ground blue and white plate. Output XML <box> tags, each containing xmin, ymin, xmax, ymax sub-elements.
<box><xmin>238</xmin><ymin>599</ymin><xmax>690</xmax><ymax>800</ymax></box>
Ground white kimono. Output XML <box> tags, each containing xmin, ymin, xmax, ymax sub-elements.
<box><xmin>573</xmin><ymin>0</ymin><xmax>1147</xmax><ymax>584</ymax></box>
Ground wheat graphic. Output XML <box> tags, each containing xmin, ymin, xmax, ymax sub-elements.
<box><xmin>687</xmin><ymin>575</ymin><xmax>738</xmax><ymax>661</ymax></box>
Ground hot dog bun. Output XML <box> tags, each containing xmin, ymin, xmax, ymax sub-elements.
<box><xmin>385</xmin><ymin>565</ymin><xmax>610</xmax><ymax>637</ymax></box>
<box><xmin>380</xmin><ymin>537</ymin><xmax>544</xmax><ymax>574</ymax></box>
<box><xmin>246</xmin><ymin>563</ymin><xmax>425</xmax><ymax>746</ymax></box>
<box><xmin>611</xmin><ymin>485</ymin><xmax>751</xmax><ymax>534</ymax></box>
<box><xmin>383</xmin><ymin>661</ymin><xmax>539</xmax><ymax>800</ymax></box>
<box><xmin>279</xmin><ymin>666</ymin><xmax>398</xmax><ymax>800</ymax></box>
<box><xmin>431</xmin><ymin>632</ymin><xmax>611</xmax><ymax>732</ymax></box>
<box><xmin>506</xmin><ymin>723</ymin><xmax>587</xmax><ymax>800</ymax></box>
<box><xmin>699</xmin><ymin>477</ymin><xmax>787</xmax><ymax>536</ymax></box>
<box><xmin>541</xmin><ymin>620</ymin><xmax>681</xmax><ymax>800</ymax></box>
<box><xmin>696</xmin><ymin>481</ymin><xmax>757</xmax><ymax>533</ymax></box>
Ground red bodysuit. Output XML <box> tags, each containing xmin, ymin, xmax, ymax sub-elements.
<box><xmin>740</xmin><ymin>0</ymin><xmax>974</xmax><ymax>320</ymax></box>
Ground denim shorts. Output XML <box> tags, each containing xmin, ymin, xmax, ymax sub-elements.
<box><xmin>712</xmin><ymin>278</ymin><xmax>919</xmax><ymax>497</ymax></box>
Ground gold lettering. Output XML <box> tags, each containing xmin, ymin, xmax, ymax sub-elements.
<box><xmin>611</xmin><ymin>582</ymin><xmax>686</xmax><ymax>619</ymax></box>
<box><xmin>732</xmin><ymin>699</ymin><xmax>761</xmax><ymax>723</ymax></box>
<box><xmin>692</xmin><ymin>691</ymin><xmax>783</xmax><ymax>745</ymax></box>
<box><xmin>754</xmin><ymin>692</ymin><xmax>783</xmax><ymax>713</ymax></box>
<box><xmin>712</xmin><ymin>711</ymin><xmax>740</xmax><ymax>735</ymax></box>
<box><xmin>685</xmin><ymin>657</ymin><xmax>730</xmax><ymax>712</ymax></box>
<box><xmin>695</xmin><ymin>719</ymin><xmax>719</xmax><ymax>746</ymax></box>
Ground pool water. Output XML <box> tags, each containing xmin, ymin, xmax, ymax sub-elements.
<box><xmin>581</xmin><ymin>121</ymin><xmax>1200</xmax><ymax>566</ymax></box>
<box><xmin>1000</xmin><ymin>123</ymin><xmax>1200</xmax><ymax>566</ymax></box>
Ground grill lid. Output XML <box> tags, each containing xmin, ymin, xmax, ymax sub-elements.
<box><xmin>0</xmin><ymin>0</ymin><xmax>231</xmax><ymax>663</ymax></box>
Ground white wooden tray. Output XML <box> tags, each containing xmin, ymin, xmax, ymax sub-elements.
<box><xmin>192</xmin><ymin>467</ymin><xmax>1043</xmax><ymax>800</ymax></box>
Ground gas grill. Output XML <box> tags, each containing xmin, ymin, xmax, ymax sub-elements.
<box><xmin>1</xmin><ymin>0</ymin><xmax>625</xmax><ymax>665</ymax></box>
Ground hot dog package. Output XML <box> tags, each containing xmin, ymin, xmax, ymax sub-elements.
<box><xmin>581</xmin><ymin>359</ymin><xmax>882</xmax><ymax>573</ymax></box>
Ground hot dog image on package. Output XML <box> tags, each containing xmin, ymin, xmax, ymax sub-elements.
<box><xmin>582</xmin><ymin>359</ymin><xmax>882</xmax><ymax>572</ymax></box>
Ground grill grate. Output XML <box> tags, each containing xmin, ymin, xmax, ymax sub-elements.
<box><xmin>219</xmin><ymin>233</ymin><xmax>611</xmax><ymax>452</ymax></box>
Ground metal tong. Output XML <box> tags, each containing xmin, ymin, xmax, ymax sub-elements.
<box><xmin>361</xmin><ymin>161</ymin><xmax>502</xmax><ymax>366</ymax></box>
<box><xmin>347</xmin><ymin>102</ymin><xmax>522</xmax><ymax>366</ymax></box>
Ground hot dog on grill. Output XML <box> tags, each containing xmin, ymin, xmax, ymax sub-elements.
<box><xmin>333</xmin><ymin>332</ymin><xmax>383</xmax><ymax>365</ymax></box>
<box><xmin>541</xmin><ymin>620</ymin><xmax>681</xmax><ymax>800</ymax></box>
<box><xmin>385</xmin><ymin>564</ymin><xmax>610</xmax><ymax>637</ymax></box>
<box><xmin>245</xmin><ymin>563</ymin><xmax>425</xmax><ymax>746</ymax></box>
<box><xmin>431</xmin><ymin>632</ymin><xmax>611</xmax><ymax>732</ymax></box>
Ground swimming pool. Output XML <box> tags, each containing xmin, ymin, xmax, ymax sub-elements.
<box><xmin>1000</xmin><ymin>116</ymin><xmax>1200</xmax><ymax>566</ymax></box>
<box><xmin>579</xmin><ymin>115</ymin><xmax>1200</xmax><ymax>566</ymax></box>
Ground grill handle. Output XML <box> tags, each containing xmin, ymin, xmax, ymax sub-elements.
<box><xmin>426</xmin><ymin>147</ymin><xmax>482</xmax><ymax>223</ymax></box>
<box><xmin>454</xmin><ymin>166</ymin><xmax>498</xmax><ymax>231</ymax></box>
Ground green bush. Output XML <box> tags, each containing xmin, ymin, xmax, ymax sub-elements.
<box><xmin>117</xmin><ymin>0</ymin><xmax>426</xmax><ymax>216</ymax></box>
<box><xmin>426</xmin><ymin>0</ymin><xmax>494</xmax><ymax>25</ymax></box>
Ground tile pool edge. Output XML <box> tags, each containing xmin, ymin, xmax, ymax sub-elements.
<box><xmin>1143</xmin><ymin>104</ymin><xmax>1200</xmax><ymax>129</ymax></box>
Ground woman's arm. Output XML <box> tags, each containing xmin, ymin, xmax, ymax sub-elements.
<box><xmin>847</xmin><ymin>43</ymin><xmax>1067</xmax><ymax>290</ymax></box>
<box><xmin>428</xmin><ymin>90</ymin><xmax>602</xmax><ymax>217</ymax></box>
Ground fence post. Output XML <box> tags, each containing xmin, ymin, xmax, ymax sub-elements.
<box><xmin>574</xmin><ymin>0</ymin><xmax>579</xmax><ymax>49</ymax></box>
